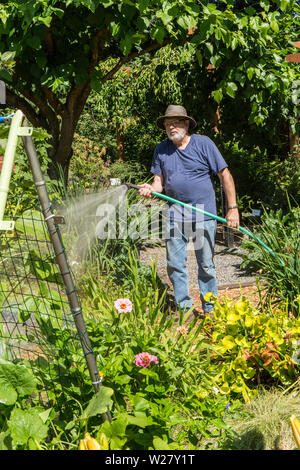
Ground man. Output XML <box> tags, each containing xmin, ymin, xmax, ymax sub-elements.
<box><xmin>139</xmin><ymin>105</ymin><xmax>239</xmax><ymax>316</ymax></box>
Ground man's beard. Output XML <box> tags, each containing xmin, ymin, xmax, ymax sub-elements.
<box><xmin>167</xmin><ymin>128</ymin><xmax>187</xmax><ymax>143</ymax></box>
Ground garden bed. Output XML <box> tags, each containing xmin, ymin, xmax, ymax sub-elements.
<box><xmin>140</xmin><ymin>229</ymin><xmax>260</xmax><ymax>314</ymax></box>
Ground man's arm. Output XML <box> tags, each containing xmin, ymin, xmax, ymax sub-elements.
<box><xmin>139</xmin><ymin>174</ymin><xmax>164</xmax><ymax>198</ymax></box>
<box><xmin>218</xmin><ymin>168</ymin><xmax>240</xmax><ymax>229</ymax></box>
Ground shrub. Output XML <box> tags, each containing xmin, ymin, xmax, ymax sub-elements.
<box><xmin>240</xmin><ymin>203</ymin><xmax>300</xmax><ymax>314</ymax></box>
<box><xmin>79</xmin><ymin>251</ymin><xmax>235</xmax><ymax>449</ymax></box>
<box><xmin>203</xmin><ymin>293</ymin><xmax>300</xmax><ymax>402</ymax></box>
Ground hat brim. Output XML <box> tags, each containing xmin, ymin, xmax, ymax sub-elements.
<box><xmin>156</xmin><ymin>115</ymin><xmax>197</xmax><ymax>130</ymax></box>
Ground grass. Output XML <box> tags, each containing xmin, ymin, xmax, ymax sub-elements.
<box><xmin>224</xmin><ymin>386</ymin><xmax>300</xmax><ymax>450</ymax></box>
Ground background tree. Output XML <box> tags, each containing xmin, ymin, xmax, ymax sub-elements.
<box><xmin>0</xmin><ymin>0</ymin><xmax>298</xmax><ymax>184</ymax></box>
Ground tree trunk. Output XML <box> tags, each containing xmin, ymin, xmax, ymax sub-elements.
<box><xmin>46</xmin><ymin>113</ymin><xmax>77</xmax><ymax>185</ymax></box>
<box><xmin>209</xmin><ymin>104</ymin><xmax>221</xmax><ymax>134</ymax></box>
<box><xmin>116</xmin><ymin>124</ymin><xmax>125</xmax><ymax>160</ymax></box>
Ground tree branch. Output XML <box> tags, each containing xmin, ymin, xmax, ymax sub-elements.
<box><xmin>101</xmin><ymin>39</ymin><xmax>170</xmax><ymax>83</ymax></box>
<box><xmin>66</xmin><ymin>28</ymin><xmax>109</xmax><ymax>111</ymax></box>
<box><xmin>42</xmin><ymin>85</ymin><xmax>64</xmax><ymax>116</ymax></box>
<box><xmin>5</xmin><ymin>88</ymin><xmax>41</xmax><ymax>128</ymax></box>
<box><xmin>44</xmin><ymin>27</ymin><xmax>55</xmax><ymax>60</ymax></box>
<box><xmin>18</xmin><ymin>86</ymin><xmax>60</xmax><ymax>136</ymax></box>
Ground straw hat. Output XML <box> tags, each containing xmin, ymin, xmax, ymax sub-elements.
<box><xmin>156</xmin><ymin>105</ymin><xmax>197</xmax><ymax>130</ymax></box>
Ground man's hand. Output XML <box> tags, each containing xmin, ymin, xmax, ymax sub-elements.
<box><xmin>138</xmin><ymin>183</ymin><xmax>154</xmax><ymax>198</ymax></box>
<box><xmin>226</xmin><ymin>207</ymin><xmax>240</xmax><ymax>229</ymax></box>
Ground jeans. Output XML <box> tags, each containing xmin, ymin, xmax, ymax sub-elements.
<box><xmin>165</xmin><ymin>219</ymin><xmax>217</xmax><ymax>312</ymax></box>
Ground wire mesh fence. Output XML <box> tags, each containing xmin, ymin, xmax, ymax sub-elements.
<box><xmin>0</xmin><ymin>198</ymin><xmax>87</xmax><ymax>403</ymax></box>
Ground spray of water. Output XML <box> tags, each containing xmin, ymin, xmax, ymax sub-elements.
<box><xmin>59</xmin><ymin>184</ymin><xmax>128</xmax><ymax>263</ymax></box>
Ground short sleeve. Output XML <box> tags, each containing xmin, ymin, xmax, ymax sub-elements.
<box><xmin>203</xmin><ymin>137</ymin><xmax>228</xmax><ymax>175</ymax></box>
<box><xmin>150</xmin><ymin>146</ymin><xmax>163</xmax><ymax>175</ymax></box>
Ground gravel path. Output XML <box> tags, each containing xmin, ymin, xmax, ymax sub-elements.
<box><xmin>140</xmin><ymin>227</ymin><xmax>258</xmax><ymax>310</ymax></box>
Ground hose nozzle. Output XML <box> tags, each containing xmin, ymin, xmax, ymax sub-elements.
<box><xmin>125</xmin><ymin>183</ymin><xmax>141</xmax><ymax>190</ymax></box>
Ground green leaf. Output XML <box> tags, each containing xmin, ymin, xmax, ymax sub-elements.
<box><xmin>211</xmin><ymin>89</ymin><xmax>223</xmax><ymax>104</ymax></box>
<box><xmin>0</xmin><ymin>430</ymin><xmax>12</xmax><ymax>450</ymax></box>
<box><xmin>156</xmin><ymin>10</ymin><xmax>173</xmax><ymax>26</ymax></box>
<box><xmin>110</xmin><ymin>435</ymin><xmax>127</xmax><ymax>450</ymax></box>
<box><xmin>81</xmin><ymin>386</ymin><xmax>113</xmax><ymax>420</ymax></box>
<box><xmin>210</xmin><ymin>55</ymin><xmax>221</xmax><ymax>67</ymax></box>
<box><xmin>137</xmin><ymin>0</ymin><xmax>149</xmax><ymax>13</ymax></box>
<box><xmin>177</xmin><ymin>14</ymin><xmax>197</xmax><ymax>31</ymax></box>
<box><xmin>127</xmin><ymin>412</ymin><xmax>153</xmax><ymax>428</ymax></box>
<box><xmin>0</xmin><ymin>7</ymin><xmax>9</xmax><ymax>25</ymax></box>
<box><xmin>131</xmin><ymin>395</ymin><xmax>149</xmax><ymax>412</ymax></box>
<box><xmin>279</xmin><ymin>0</ymin><xmax>291</xmax><ymax>11</ymax></box>
<box><xmin>8</xmin><ymin>408</ymin><xmax>48</xmax><ymax>448</ymax></box>
<box><xmin>153</xmin><ymin>437</ymin><xmax>171</xmax><ymax>450</ymax></box>
<box><xmin>195</xmin><ymin>50</ymin><xmax>202</xmax><ymax>67</ymax></box>
<box><xmin>1</xmin><ymin>51</ymin><xmax>16</xmax><ymax>62</ymax></box>
<box><xmin>221</xmin><ymin>335</ymin><xmax>236</xmax><ymax>350</ymax></box>
<box><xmin>18</xmin><ymin>296</ymin><xmax>37</xmax><ymax>323</ymax></box>
<box><xmin>226</xmin><ymin>81</ymin><xmax>238</xmax><ymax>98</ymax></box>
<box><xmin>205</xmin><ymin>42</ymin><xmax>214</xmax><ymax>55</ymax></box>
<box><xmin>24</xmin><ymin>249</ymin><xmax>61</xmax><ymax>284</ymax></box>
<box><xmin>26</xmin><ymin>35</ymin><xmax>42</xmax><ymax>50</ymax></box>
<box><xmin>0</xmin><ymin>70</ymin><xmax>12</xmax><ymax>83</ymax></box>
<box><xmin>0</xmin><ymin>362</ymin><xmax>36</xmax><ymax>405</ymax></box>
<box><xmin>91</xmin><ymin>69</ymin><xmax>103</xmax><ymax>92</ymax></box>
<box><xmin>120</xmin><ymin>34</ymin><xmax>133</xmax><ymax>56</ymax></box>
<box><xmin>260</xmin><ymin>0</ymin><xmax>270</xmax><ymax>11</ymax></box>
<box><xmin>37</xmin><ymin>16</ymin><xmax>52</xmax><ymax>28</ymax></box>
<box><xmin>270</xmin><ymin>20</ymin><xmax>279</xmax><ymax>33</ymax></box>
<box><xmin>15</xmin><ymin>210</ymin><xmax>48</xmax><ymax>240</ymax></box>
<box><xmin>247</xmin><ymin>67</ymin><xmax>255</xmax><ymax>81</ymax></box>
<box><xmin>110</xmin><ymin>414</ymin><xmax>128</xmax><ymax>436</ymax></box>
<box><xmin>151</xmin><ymin>25</ymin><xmax>166</xmax><ymax>44</ymax></box>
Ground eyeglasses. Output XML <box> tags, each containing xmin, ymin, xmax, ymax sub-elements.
<box><xmin>164</xmin><ymin>119</ymin><xmax>186</xmax><ymax>128</ymax></box>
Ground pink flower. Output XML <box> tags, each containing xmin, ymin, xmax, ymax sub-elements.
<box><xmin>114</xmin><ymin>298</ymin><xmax>133</xmax><ymax>313</ymax></box>
<box><xmin>135</xmin><ymin>352</ymin><xmax>158</xmax><ymax>368</ymax></box>
<box><xmin>176</xmin><ymin>325</ymin><xmax>188</xmax><ymax>336</ymax></box>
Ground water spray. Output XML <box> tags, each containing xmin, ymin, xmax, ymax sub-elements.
<box><xmin>125</xmin><ymin>183</ymin><xmax>284</xmax><ymax>265</ymax></box>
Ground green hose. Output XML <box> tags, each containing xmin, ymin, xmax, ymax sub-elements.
<box><xmin>126</xmin><ymin>183</ymin><xmax>284</xmax><ymax>265</ymax></box>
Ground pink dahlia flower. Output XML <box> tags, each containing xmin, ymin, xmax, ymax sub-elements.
<box><xmin>114</xmin><ymin>298</ymin><xmax>133</xmax><ymax>313</ymax></box>
<box><xmin>135</xmin><ymin>352</ymin><xmax>158</xmax><ymax>368</ymax></box>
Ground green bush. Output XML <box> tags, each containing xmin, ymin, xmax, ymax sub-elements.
<box><xmin>219</xmin><ymin>141</ymin><xmax>300</xmax><ymax>213</ymax></box>
<box><xmin>240</xmin><ymin>203</ymin><xmax>300</xmax><ymax>313</ymax></box>
<box><xmin>203</xmin><ymin>292</ymin><xmax>300</xmax><ymax>402</ymax></box>
<box><xmin>79</xmin><ymin>251</ymin><xmax>235</xmax><ymax>449</ymax></box>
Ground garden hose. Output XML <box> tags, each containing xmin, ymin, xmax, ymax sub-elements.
<box><xmin>125</xmin><ymin>183</ymin><xmax>284</xmax><ymax>265</ymax></box>
<box><xmin>0</xmin><ymin>113</ymin><xmax>14</xmax><ymax>123</ymax></box>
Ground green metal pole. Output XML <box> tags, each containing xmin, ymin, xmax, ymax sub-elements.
<box><xmin>21</xmin><ymin>131</ymin><xmax>112</xmax><ymax>423</ymax></box>
<box><xmin>0</xmin><ymin>110</ymin><xmax>24</xmax><ymax>228</ymax></box>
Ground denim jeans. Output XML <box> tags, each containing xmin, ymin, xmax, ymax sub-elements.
<box><xmin>165</xmin><ymin>219</ymin><xmax>217</xmax><ymax>312</ymax></box>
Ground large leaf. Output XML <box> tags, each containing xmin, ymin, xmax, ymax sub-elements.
<box><xmin>8</xmin><ymin>408</ymin><xmax>48</xmax><ymax>448</ymax></box>
<box><xmin>127</xmin><ymin>412</ymin><xmax>153</xmax><ymax>428</ymax></box>
<box><xmin>24</xmin><ymin>249</ymin><xmax>62</xmax><ymax>284</ymax></box>
<box><xmin>15</xmin><ymin>210</ymin><xmax>49</xmax><ymax>240</ymax></box>
<box><xmin>0</xmin><ymin>361</ymin><xmax>36</xmax><ymax>405</ymax></box>
<box><xmin>81</xmin><ymin>386</ymin><xmax>113</xmax><ymax>420</ymax></box>
<box><xmin>0</xmin><ymin>430</ymin><xmax>12</xmax><ymax>450</ymax></box>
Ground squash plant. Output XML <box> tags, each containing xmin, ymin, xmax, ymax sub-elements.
<box><xmin>0</xmin><ymin>360</ymin><xmax>49</xmax><ymax>450</ymax></box>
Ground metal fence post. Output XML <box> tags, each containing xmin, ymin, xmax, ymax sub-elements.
<box><xmin>21</xmin><ymin>131</ymin><xmax>111</xmax><ymax>423</ymax></box>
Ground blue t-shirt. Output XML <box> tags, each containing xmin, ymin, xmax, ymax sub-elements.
<box><xmin>150</xmin><ymin>134</ymin><xmax>228</xmax><ymax>222</ymax></box>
